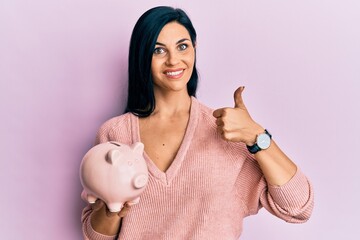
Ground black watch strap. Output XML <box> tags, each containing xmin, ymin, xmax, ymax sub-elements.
<box><xmin>247</xmin><ymin>143</ymin><xmax>261</xmax><ymax>154</ymax></box>
<box><xmin>246</xmin><ymin>129</ymin><xmax>272</xmax><ymax>154</ymax></box>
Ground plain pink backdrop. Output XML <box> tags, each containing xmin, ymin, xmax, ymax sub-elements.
<box><xmin>1</xmin><ymin>0</ymin><xmax>359</xmax><ymax>239</ymax></box>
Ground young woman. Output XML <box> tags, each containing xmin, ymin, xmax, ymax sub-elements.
<box><xmin>81</xmin><ymin>6</ymin><xmax>314</xmax><ymax>240</ymax></box>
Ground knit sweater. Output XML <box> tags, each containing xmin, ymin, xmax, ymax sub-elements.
<box><xmin>81</xmin><ymin>97</ymin><xmax>314</xmax><ymax>240</ymax></box>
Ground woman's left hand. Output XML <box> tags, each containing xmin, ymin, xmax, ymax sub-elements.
<box><xmin>213</xmin><ymin>86</ymin><xmax>264</xmax><ymax>145</ymax></box>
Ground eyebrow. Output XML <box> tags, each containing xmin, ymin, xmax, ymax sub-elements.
<box><xmin>155</xmin><ymin>38</ymin><xmax>191</xmax><ymax>46</ymax></box>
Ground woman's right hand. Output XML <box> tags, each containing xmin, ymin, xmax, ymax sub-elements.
<box><xmin>90</xmin><ymin>199</ymin><xmax>131</xmax><ymax>236</ymax></box>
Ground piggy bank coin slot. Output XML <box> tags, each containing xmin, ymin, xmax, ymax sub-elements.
<box><xmin>109</xmin><ymin>141</ymin><xmax>121</xmax><ymax>147</ymax></box>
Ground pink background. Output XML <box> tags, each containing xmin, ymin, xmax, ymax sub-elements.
<box><xmin>1</xmin><ymin>0</ymin><xmax>359</xmax><ymax>239</ymax></box>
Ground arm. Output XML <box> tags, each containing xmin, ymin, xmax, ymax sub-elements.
<box><xmin>213</xmin><ymin>86</ymin><xmax>297</xmax><ymax>186</ymax></box>
<box><xmin>214</xmin><ymin>86</ymin><xmax>314</xmax><ymax>220</ymax></box>
<box><xmin>82</xmin><ymin>200</ymin><xmax>131</xmax><ymax>239</ymax></box>
<box><xmin>253</xmin><ymin>137</ymin><xmax>297</xmax><ymax>186</ymax></box>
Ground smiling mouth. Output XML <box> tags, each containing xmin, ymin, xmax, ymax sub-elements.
<box><xmin>165</xmin><ymin>69</ymin><xmax>184</xmax><ymax>77</ymax></box>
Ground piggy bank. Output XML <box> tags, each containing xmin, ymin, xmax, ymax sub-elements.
<box><xmin>80</xmin><ymin>141</ymin><xmax>148</xmax><ymax>212</ymax></box>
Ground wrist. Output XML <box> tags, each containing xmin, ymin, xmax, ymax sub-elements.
<box><xmin>246</xmin><ymin>125</ymin><xmax>265</xmax><ymax>146</ymax></box>
<box><xmin>90</xmin><ymin>211</ymin><xmax>121</xmax><ymax>236</ymax></box>
<box><xmin>246</xmin><ymin>129</ymin><xmax>272</xmax><ymax>154</ymax></box>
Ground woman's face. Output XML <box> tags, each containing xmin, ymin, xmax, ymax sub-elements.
<box><xmin>151</xmin><ymin>21</ymin><xmax>195</xmax><ymax>95</ymax></box>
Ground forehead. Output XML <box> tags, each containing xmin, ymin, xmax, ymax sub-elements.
<box><xmin>156</xmin><ymin>22</ymin><xmax>191</xmax><ymax>44</ymax></box>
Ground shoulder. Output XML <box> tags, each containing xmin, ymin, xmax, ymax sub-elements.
<box><xmin>98</xmin><ymin>113</ymin><xmax>132</xmax><ymax>131</ymax></box>
<box><xmin>192</xmin><ymin>97</ymin><xmax>216</xmax><ymax>125</ymax></box>
<box><xmin>95</xmin><ymin>113</ymin><xmax>134</xmax><ymax>144</ymax></box>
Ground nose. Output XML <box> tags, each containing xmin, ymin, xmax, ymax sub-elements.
<box><xmin>165</xmin><ymin>50</ymin><xmax>180</xmax><ymax>66</ymax></box>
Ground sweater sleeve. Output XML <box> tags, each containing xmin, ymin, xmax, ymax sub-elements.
<box><xmin>81</xmin><ymin>205</ymin><xmax>117</xmax><ymax>240</ymax></box>
<box><xmin>236</xmin><ymin>150</ymin><xmax>314</xmax><ymax>223</ymax></box>
<box><xmin>260</xmin><ymin>168</ymin><xmax>314</xmax><ymax>223</ymax></box>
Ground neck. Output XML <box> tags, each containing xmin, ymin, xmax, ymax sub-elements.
<box><xmin>152</xmin><ymin>90</ymin><xmax>192</xmax><ymax>118</ymax></box>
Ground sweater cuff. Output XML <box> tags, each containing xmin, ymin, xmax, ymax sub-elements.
<box><xmin>84</xmin><ymin>214</ymin><xmax>117</xmax><ymax>240</ymax></box>
<box><xmin>267</xmin><ymin>169</ymin><xmax>312</xmax><ymax>210</ymax></box>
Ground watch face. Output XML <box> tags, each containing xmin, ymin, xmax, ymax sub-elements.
<box><xmin>257</xmin><ymin>133</ymin><xmax>271</xmax><ymax>149</ymax></box>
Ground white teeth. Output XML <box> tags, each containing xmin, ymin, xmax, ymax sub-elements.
<box><xmin>166</xmin><ymin>70</ymin><xmax>183</xmax><ymax>76</ymax></box>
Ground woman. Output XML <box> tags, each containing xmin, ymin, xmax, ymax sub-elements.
<box><xmin>81</xmin><ymin>6</ymin><xmax>314</xmax><ymax>240</ymax></box>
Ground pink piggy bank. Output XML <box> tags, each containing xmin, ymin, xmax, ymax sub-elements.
<box><xmin>80</xmin><ymin>141</ymin><xmax>148</xmax><ymax>212</ymax></box>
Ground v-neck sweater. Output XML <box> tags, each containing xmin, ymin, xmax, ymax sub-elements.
<box><xmin>82</xmin><ymin>97</ymin><xmax>314</xmax><ymax>240</ymax></box>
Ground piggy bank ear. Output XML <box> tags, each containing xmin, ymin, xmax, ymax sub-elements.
<box><xmin>131</xmin><ymin>142</ymin><xmax>144</xmax><ymax>155</ymax></box>
<box><xmin>106</xmin><ymin>149</ymin><xmax>122</xmax><ymax>164</ymax></box>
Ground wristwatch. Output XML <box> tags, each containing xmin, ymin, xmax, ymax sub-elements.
<box><xmin>246</xmin><ymin>129</ymin><xmax>272</xmax><ymax>154</ymax></box>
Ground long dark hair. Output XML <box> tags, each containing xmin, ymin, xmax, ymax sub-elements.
<box><xmin>125</xmin><ymin>6</ymin><xmax>198</xmax><ymax>117</ymax></box>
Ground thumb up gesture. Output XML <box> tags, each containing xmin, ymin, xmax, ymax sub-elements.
<box><xmin>213</xmin><ymin>87</ymin><xmax>264</xmax><ymax>145</ymax></box>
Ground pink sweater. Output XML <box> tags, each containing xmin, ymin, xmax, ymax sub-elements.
<box><xmin>82</xmin><ymin>97</ymin><xmax>314</xmax><ymax>240</ymax></box>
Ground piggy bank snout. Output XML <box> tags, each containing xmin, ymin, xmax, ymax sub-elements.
<box><xmin>133</xmin><ymin>174</ymin><xmax>148</xmax><ymax>189</ymax></box>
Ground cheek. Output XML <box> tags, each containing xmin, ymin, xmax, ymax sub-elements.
<box><xmin>151</xmin><ymin>59</ymin><xmax>161</xmax><ymax>75</ymax></box>
<box><xmin>187</xmin><ymin>50</ymin><xmax>195</xmax><ymax>64</ymax></box>
<box><xmin>186</xmin><ymin>54</ymin><xmax>195</xmax><ymax>69</ymax></box>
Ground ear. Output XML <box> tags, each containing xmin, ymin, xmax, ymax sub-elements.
<box><xmin>131</xmin><ymin>142</ymin><xmax>144</xmax><ymax>155</ymax></box>
<box><xmin>106</xmin><ymin>149</ymin><xmax>122</xmax><ymax>164</ymax></box>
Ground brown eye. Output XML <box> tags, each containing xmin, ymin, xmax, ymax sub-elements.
<box><xmin>178</xmin><ymin>44</ymin><xmax>188</xmax><ymax>51</ymax></box>
<box><xmin>154</xmin><ymin>47</ymin><xmax>165</xmax><ymax>54</ymax></box>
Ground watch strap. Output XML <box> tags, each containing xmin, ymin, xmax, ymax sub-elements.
<box><xmin>247</xmin><ymin>143</ymin><xmax>261</xmax><ymax>154</ymax></box>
